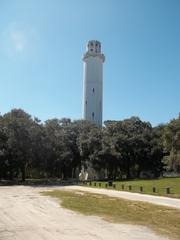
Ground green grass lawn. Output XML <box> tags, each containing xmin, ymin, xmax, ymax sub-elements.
<box><xmin>43</xmin><ymin>189</ymin><xmax>180</xmax><ymax>240</ymax></box>
<box><xmin>83</xmin><ymin>177</ymin><xmax>180</xmax><ymax>198</ymax></box>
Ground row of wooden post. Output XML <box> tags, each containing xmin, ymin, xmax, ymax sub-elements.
<box><xmin>84</xmin><ymin>182</ymin><xmax>171</xmax><ymax>194</ymax></box>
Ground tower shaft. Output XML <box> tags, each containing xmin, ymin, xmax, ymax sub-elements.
<box><xmin>82</xmin><ymin>40</ymin><xmax>105</xmax><ymax>127</ymax></box>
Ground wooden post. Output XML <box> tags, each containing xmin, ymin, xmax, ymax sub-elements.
<box><xmin>140</xmin><ymin>186</ymin><xmax>143</xmax><ymax>192</ymax></box>
<box><xmin>113</xmin><ymin>184</ymin><xmax>116</xmax><ymax>189</ymax></box>
<box><xmin>122</xmin><ymin>184</ymin><xmax>124</xmax><ymax>190</ymax></box>
<box><xmin>129</xmin><ymin>185</ymin><xmax>132</xmax><ymax>191</ymax></box>
<box><xmin>99</xmin><ymin>183</ymin><xmax>101</xmax><ymax>187</ymax></box>
<box><xmin>108</xmin><ymin>181</ymin><xmax>113</xmax><ymax>187</ymax></box>
<box><xmin>166</xmin><ymin>187</ymin><xmax>170</xmax><ymax>194</ymax></box>
<box><xmin>105</xmin><ymin>183</ymin><xmax>108</xmax><ymax>188</ymax></box>
<box><xmin>94</xmin><ymin>182</ymin><xmax>96</xmax><ymax>187</ymax></box>
<box><xmin>153</xmin><ymin>187</ymin><xmax>156</xmax><ymax>193</ymax></box>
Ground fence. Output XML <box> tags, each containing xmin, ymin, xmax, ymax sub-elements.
<box><xmin>80</xmin><ymin>181</ymin><xmax>173</xmax><ymax>195</ymax></box>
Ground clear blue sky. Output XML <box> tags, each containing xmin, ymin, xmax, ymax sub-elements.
<box><xmin>0</xmin><ymin>0</ymin><xmax>179</xmax><ymax>126</ymax></box>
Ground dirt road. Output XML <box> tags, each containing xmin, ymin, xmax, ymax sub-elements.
<box><xmin>0</xmin><ymin>186</ymin><xmax>168</xmax><ymax>240</ymax></box>
<box><xmin>66</xmin><ymin>185</ymin><xmax>180</xmax><ymax>209</ymax></box>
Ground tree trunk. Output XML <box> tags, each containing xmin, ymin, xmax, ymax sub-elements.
<box><xmin>21</xmin><ymin>165</ymin><xmax>26</xmax><ymax>182</ymax></box>
<box><xmin>126</xmin><ymin>161</ymin><xmax>131</xmax><ymax>179</ymax></box>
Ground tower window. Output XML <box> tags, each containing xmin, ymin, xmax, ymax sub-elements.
<box><xmin>86</xmin><ymin>100</ymin><xmax>87</xmax><ymax>105</ymax></box>
<box><xmin>93</xmin><ymin>88</ymin><xmax>95</xmax><ymax>93</ymax></box>
<box><xmin>92</xmin><ymin>112</ymin><xmax>95</xmax><ymax>120</ymax></box>
<box><xmin>90</xmin><ymin>49</ymin><xmax>93</xmax><ymax>52</ymax></box>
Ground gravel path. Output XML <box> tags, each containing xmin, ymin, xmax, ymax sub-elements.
<box><xmin>0</xmin><ymin>186</ymin><xmax>168</xmax><ymax>240</ymax></box>
<box><xmin>65</xmin><ymin>185</ymin><xmax>180</xmax><ymax>209</ymax></box>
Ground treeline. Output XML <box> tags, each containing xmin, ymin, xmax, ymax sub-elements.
<box><xmin>0</xmin><ymin>109</ymin><xmax>179</xmax><ymax>181</ymax></box>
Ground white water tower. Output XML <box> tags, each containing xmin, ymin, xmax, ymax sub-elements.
<box><xmin>82</xmin><ymin>40</ymin><xmax>105</xmax><ymax>127</ymax></box>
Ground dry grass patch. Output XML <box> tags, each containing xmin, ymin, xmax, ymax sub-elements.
<box><xmin>43</xmin><ymin>190</ymin><xmax>180</xmax><ymax>240</ymax></box>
